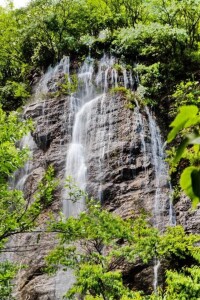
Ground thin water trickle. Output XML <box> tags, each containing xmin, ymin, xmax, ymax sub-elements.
<box><xmin>10</xmin><ymin>133</ymin><xmax>37</xmax><ymax>191</ymax></box>
<box><xmin>144</xmin><ymin>107</ymin><xmax>176</xmax><ymax>292</ymax></box>
<box><xmin>153</xmin><ymin>259</ymin><xmax>161</xmax><ymax>293</ymax></box>
<box><xmin>34</xmin><ymin>56</ymin><xmax>70</xmax><ymax>101</ymax></box>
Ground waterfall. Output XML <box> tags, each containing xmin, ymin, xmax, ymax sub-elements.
<box><xmin>63</xmin><ymin>55</ymin><xmax>134</xmax><ymax>217</ymax></box>
<box><xmin>34</xmin><ymin>56</ymin><xmax>70</xmax><ymax>101</ymax></box>
<box><xmin>9</xmin><ymin>55</ymin><xmax>175</xmax><ymax>299</ymax></box>
<box><xmin>144</xmin><ymin>107</ymin><xmax>176</xmax><ymax>292</ymax></box>
<box><xmin>10</xmin><ymin>133</ymin><xmax>37</xmax><ymax>191</ymax></box>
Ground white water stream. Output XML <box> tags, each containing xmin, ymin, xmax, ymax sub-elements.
<box><xmin>145</xmin><ymin>107</ymin><xmax>176</xmax><ymax>292</ymax></box>
<box><xmin>63</xmin><ymin>55</ymin><xmax>134</xmax><ymax>217</ymax></box>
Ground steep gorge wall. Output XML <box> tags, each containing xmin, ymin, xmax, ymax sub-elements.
<box><xmin>9</xmin><ymin>58</ymin><xmax>200</xmax><ymax>299</ymax></box>
<box><xmin>13</xmin><ymin>94</ymin><xmax>164</xmax><ymax>299</ymax></box>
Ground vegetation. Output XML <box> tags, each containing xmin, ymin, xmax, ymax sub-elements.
<box><xmin>0</xmin><ymin>0</ymin><xmax>199</xmax><ymax>112</ymax></box>
<box><xmin>0</xmin><ymin>106</ymin><xmax>58</xmax><ymax>297</ymax></box>
<box><xmin>110</xmin><ymin>87</ymin><xmax>135</xmax><ymax>109</ymax></box>
<box><xmin>167</xmin><ymin>105</ymin><xmax>200</xmax><ymax>207</ymax></box>
<box><xmin>0</xmin><ymin>0</ymin><xmax>200</xmax><ymax>299</ymax></box>
<box><xmin>46</xmin><ymin>191</ymin><xmax>200</xmax><ymax>299</ymax></box>
<box><xmin>56</xmin><ymin>74</ymin><xmax>78</xmax><ymax>96</ymax></box>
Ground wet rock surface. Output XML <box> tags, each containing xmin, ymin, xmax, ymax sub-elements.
<box><xmin>12</xmin><ymin>93</ymin><xmax>171</xmax><ymax>299</ymax></box>
<box><xmin>6</xmin><ymin>57</ymin><xmax>199</xmax><ymax>299</ymax></box>
<box><xmin>12</xmin><ymin>96</ymin><xmax>70</xmax><ymax>300</ymax></box>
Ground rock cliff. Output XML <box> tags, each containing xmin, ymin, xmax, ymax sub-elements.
<box><xmin>8</xmin><ymin>57</ymin><xmax>199</xmax><ymax>299</ymax></box>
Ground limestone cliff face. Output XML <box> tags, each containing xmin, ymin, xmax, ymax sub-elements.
<box><xmin>12</xmin><ymin>94</ymin><xmax>162</xmax><ymax>299</ymax></box>
<box><xmin>9</xmin><ymin>58</ymin><xmax>199</xmax><ymax>299</ymax></box>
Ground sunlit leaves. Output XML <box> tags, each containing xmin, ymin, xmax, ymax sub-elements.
<box><xmin>0</xmin><ymin>261</ymin><xmax>19</xmax><ymax>300</ymax></box>
<box><xmin>166</xmin><ymin>266</ymin><xmax>200</xmax><ymax>300</ymax></box>
<box><xmin>0</xmin><ymin>108</ymin><xmax>33</xmax><ymax>181</ymax></box>
<box><xmin>46</xmin><ymin>185</ymin><xmax>200</xmax><ymax>299</ymax></box>
<box><xmin>167</xmin><ymin>106</ymin><xmax>199</xmax><ymax>142</ymax></box>
<box><xmin>180</xmin><ymin>167</ymin><xmax>200</xmax><ymax>208</ymax></box>
<box><xmin>113</xmin><ymin>23</ymin><xmax>188</xmax><ymax>59</ymax></box>
<box><xmin>168</xmin><ymin>105</ymin><xmax>200</xmax><ymax>207</ymax></box>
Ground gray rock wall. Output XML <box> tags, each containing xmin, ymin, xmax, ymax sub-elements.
<box><xmin>10</xmin><ymin>92</ymin><xmax>199</xmax><ymax>299</ymax></box>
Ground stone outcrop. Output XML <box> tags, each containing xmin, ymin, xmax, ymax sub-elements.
<box><xmin>6</xmin><ymin>58</ymin><xmax>199</xmax><ymax>299</ymax></box>
<box><xmin>12</xmin><ymin>96</ymin><xmax>71</xmax><ymax>300</ymax></box>
<box><xmin>175</xmin><ymin>194</ymin><xmax>200</xmax><ymax>234</ymax></box>
<box><xmin>12</xmin><ymin>91</ymin><xmax>170</xmax><ymax>299</ymax></box>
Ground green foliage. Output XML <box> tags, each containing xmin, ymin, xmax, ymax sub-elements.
<box><xmin>0</xmin><ymin>6</ymin><xmax>30</xmax><ymax>110</ymax></box>
<box><xmin>110</xmin><ymin>87</ymin><xmax>135</xmax><ymax>109</ymax></box>
<box><xmin>0</xmin><ymin>0</ymin><xmax>199</xmax><ymax>112</ymax></box>
<box><xmin>180</xmin><ymin>167</ymin><xmax>200</xmax><ymax>208</ymax></box>
<box><xmin>165</xmin><ymin>266</ymin><xmax>200</xmax><ymax>300</ymax></box>
<box><xmin>135</xmin><ymin>63</ymin><xmax>161</xmax><ymax>97</ymax></box>
<box><xmin>57</xmin><ymin>74</ymin><xmax>78</xmax><ymax>96</ymax></box>
<box><xmin>167</xmin><ymin>106</ymin><xmax>199</xmax><ymax>143</ymax></box>
<box><xmin>34</xmin><ymin>165</ymin><xmax>59</xmax><ymax>208</ymax></box>
<box><xmin>0</xmin><ymin>107</ymin><xmax>33</xmax><ymax>182</ymax></box>
<box><xmin>21</xmin><ymin>165</ymin><xmax>59</xmax><ymax>228</ymax></box>
<box><xmin>113</xmin><ymin>23</ymin><xmax>188</xmax><ymax>61</ymax></box>
<box><xmin>0</xmin><ymin>1</ymin><xmax>199</xmax><ymax>298</ymax></box>
<box><xmin>168</xmin><ymin>105</ymin><xmax>200</xmax><ymax>207</ymax></box>
<box><xmin>0</xmin><ymin>107</ymin><xmax>59</xmax><ymax>297</ymax></box>
<box><xmin>172</xmin><ymin>81</ymin><xmax>200</xmax><ymax>112</ymax></box>
<box><xmin>46</xmin><ymin>184</ymin><xmax>200</xmax><ymax>299</ymax></box>
<box><xmin>0</xmin><ymin>261</ymin><xmax>18</xmax><ymax>300</ymax></box>
<box><xmin>157</xmin><ymin>226</ymin><xmax>200</xmax><ymax>260</ymax></box>
<box><xmin>46</xmin><ymin>196</ymin><xmax>158</xmax><ymax>299</ymax></box>
<box><xmin>0</xmin><ymin>81</ymin><xmax>30</xmax><ymax>110</ymax></box>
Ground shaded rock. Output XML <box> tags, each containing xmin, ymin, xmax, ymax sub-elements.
<box><xmin>175</xmin><ymin>194</ymin><xmax>200</xmax><ymax>234</ymax></box>
<box><xmin>7</xmin><ymin>89</ymin><xmax>199</xmax><ymax>300</ymax></box>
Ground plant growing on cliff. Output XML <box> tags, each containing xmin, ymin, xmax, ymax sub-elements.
<box><xmin>46</xmin><ymin>194</ymin><xmax>158</xmax><ymax>299</ymax></box>
<box><xmin>0</xmin><ymin>261</ymin><xmax>19</xmax><ymax>300</ymax></box>
<box><xmin>170</xmin><ymin>81</ymin><xmax>200</xmax><ymax>116</ymax></box>
<box><xmin>34</xmin><ymin>165</ymin><xmax>59</xmax><ymax>209</ymax></box>
<box><xmin>167</xmin><ymin>105</ymin><xmax>200</xmax><ymax>207</ymax></box>
<box><xmin>0</xmin><ymin>107</ymin><xmax>32</xmax><ymax>298</ymax></box>
<box><xmin>46</xmin><ymin>183</ymin><xmax>200</xmax><ymax>299</ymax></box>
<box><xmin>0</xmin><ymin>107</ymin><xmax>60</xmax><ymax>298</ymax></box>
<box><xmin>110</xmin><ymin>87</ymin><xmax>135</xmax><ymax>109</ymax></box>
<box><xmin>57</xmin><ymin>74</ymin><xmax>78</xmax><ymax>96</ymax></box>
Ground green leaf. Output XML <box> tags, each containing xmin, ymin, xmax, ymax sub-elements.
<box><xmin>191</xmin><ymin>169</ymin><xmax>200</xmax><ymax>198</ymax></box>
<box><xmin>167</xmin><ymin>106</ymin><xmax>199</xmax><ymax>142</ymax></box>
<box><xmin>174</xmin><ymin>133</ymin><xmax>200</xmax><ymax>164</ymax></box>
<box><xmin>173</xmin><ymin>137</ymin><xmax>190</xmax><ymax>164</ymax></box>
<box><xmin>180</xmin><ymin>166</ymin><xmax>200</xmax><ymax>208</ymax></box>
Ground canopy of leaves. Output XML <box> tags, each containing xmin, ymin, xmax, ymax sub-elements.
<box><xmin>0</xmin><ymin>0</ymin><xmax>199</xmax><ymax>110</ymax></box>
<box><xmin>46</xmin><ymin>195</ymin><xmax>200</xmax><ymax>299</ymax></box>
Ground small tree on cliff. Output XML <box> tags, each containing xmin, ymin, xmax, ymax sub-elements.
<box><xmin>46</xmin><ymin>183</ymin><xmax>200</xmax><ymax>300</ymax></box>
<box><xmin>0</xmin><ymin>106</ymin><xmax>58</xmax><ymax>299</ymax></box>
<box><xmin>46</xmin><ymin>197</ymin><xmax>157</xmax><ymax>299</ymax></box>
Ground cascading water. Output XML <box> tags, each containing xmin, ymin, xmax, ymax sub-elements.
<box><xmin>10</xmin><ymin>133</ymin><xmax>37</xmax><ymax>191</ymax></box>
<box><xmin>63</xmin><ymin>59</ymin><xmax>94</xmax><ymax>217</ymax></box>
<box><xmin>63</xmin><ymin>55</ymin><xmax>134</xmax><ymax>217</ymax></box>
<box><xmin>145</xmin><ymin>107</ymin><xmax>176</xmax><ymax>292</ymax></box>
<box><xmin>145</xmin><ymin>107</ymin><xmax>169</xmax><ymax>230</ymax></box>
<box><xmin>11</xmin><ymin>56</ymin><xmax>71</xmax><ymax>192</ymax></box>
